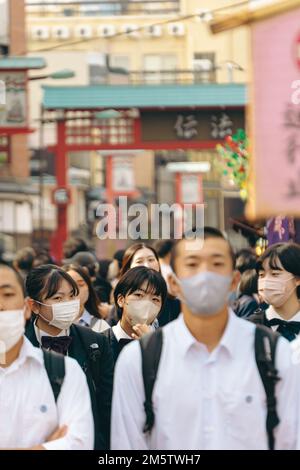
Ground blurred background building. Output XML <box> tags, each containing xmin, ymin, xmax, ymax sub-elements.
<box><xmin>1</xmin><ymin>1</ymin><xmax>266</xmax><ymax>258</ymax></box>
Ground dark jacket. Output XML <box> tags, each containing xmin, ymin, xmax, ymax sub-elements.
<box><xmin>25</xmin><ymin>317</ymin><xmax>113</xmax><ymax>450</ymax></box>
<box><xmin>233</xmin><ymin>294</ymin><xmax>259</xmax><ymax>319</ymax></box>
<box><xmin>101</xmin><ymin>327</ymin><xmax>133</xmax><ymax>365</ymax></box>
<box><xmin>158</xmin><ymin>296</ymin><xmax>181</xmax><ymax>327</ymax></box>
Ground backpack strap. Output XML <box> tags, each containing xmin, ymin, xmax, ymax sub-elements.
<box><xmin>255</xmin><ymin>325</ymin><xmax>281</xmax><ymax>450</ymax></box>
<box><xmin>43</xmin><ymin>349</ymin><xmax>65</xmax><ymax>402</ymax></box>
<box><xmin>139</xmin><ymin>329</ymin><xmax>163</xmax><ymax>434</ymax></box>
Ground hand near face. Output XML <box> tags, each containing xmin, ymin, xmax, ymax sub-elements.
<box><xmin>131</xmin><ymin>323</ymin><xmax>151</xmax><ymax>340</ymax></box>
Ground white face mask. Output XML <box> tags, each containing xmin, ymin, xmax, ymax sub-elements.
<box><xmin>0</xmin><ymin>309</ymin><xmax>25</xmax><ymax>354</ymax></box>
<box><xmin>36</xmin><ymin>299</ymin><xmax>80</xmax><ymax>330</ymax></box>
<box><xmin>180</xmin><ymin>271</ymin><xmax>232</xmax><ymax>316</ymax></box>
<box><xmin>125</xmin><ymin>299</ymin><xmax>161</xmax><ymax>326</ymax></box>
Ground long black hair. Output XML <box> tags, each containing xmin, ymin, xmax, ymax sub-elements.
<box><xmin>114</xmin><ymin>266</ymin><xmax>167</xmax><ymax>319</ymax></box>
<box><xmin>25</xmin><ymin>264</ymin><xmax>79</xmax><ymax>301</ymax></box>
<box><xmin>257</xmin><ymin>243</ymin><xmax>300</xmax><ymax>298</ymax></box>
<box><xmin>63</xmin><ymin>264</ymin><xmax>101</xmax><ymax>319</ymax></box>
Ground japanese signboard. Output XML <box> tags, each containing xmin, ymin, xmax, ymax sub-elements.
<box><xmin>141</xmin><ymin>109</ymin><xmax>244</xmax><ymax>142</ymax></box>
<box><xmin>0</xmin><ymin>72</ymin><xmax>27</xmax><ymax>128</ymax></box>
<box><xmin>246</xmin><ymin>4</ymin><xmax>300</xmax><ymax>217</ymax></box>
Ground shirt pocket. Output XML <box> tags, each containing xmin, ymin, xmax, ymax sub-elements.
<box><xmin>23</xmin><ymin>401</ymin><xmax>58</xmax><ymax>445</ymax></box>
<box><xmin>220</xmin><ymin>390</ymin><xmax>267</xmax><ymax>448</ymax></box>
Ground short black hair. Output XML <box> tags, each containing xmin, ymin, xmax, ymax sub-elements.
<box><xmin>239</xmin><ymin>269</ymin><xmax>258</xmax><ymax>296</ymax></box>
<box><xmin>170</xmin><ymin>226</ymin><xmax>236</xmax><ymax>271</ymax></box>
<box><xmin>0</xmin><ymin>262</ymin><xmax>25</xmax><ymax>295</ymax></box>
<box><xmin>153</xmin><ymin>239</ymin><xmax>174</xmax><ymax>259</ymax></box>
<box><xmin>14</xmin><ymin>247</ymin><xmax>36</xmax><ymax>272</ymax></box>
<box><xmin>63</xmin><ymin>237</ymin><xmax>89</xmax><ymax>259</ymax></box>
<box><xmin>26</xmin><ymin>264</ymin><xmax>79</xmax><ymax>301</ymax></box>
<box><xmin>70</xmin><ymin>251</ymin><xmax>99</xmax><ymax>278</ymax></box>
<box><xmin>114</xmin><ymin>266</ymin><xmax>167</xmax><ymax>320</ymax></box>
<box><xmin>113</xmin><ymin>249</ymin><xmax>125</xmax><ymax>270</ymax></box>
<box><xmin>63</xmin><ymin>264</ymin><xmax>101</xmax><ymax>319</ymax></box>
<box><xmin>235</xmin><ymin>249</ymin><xmax>257</xmax><ymax>274</ymax></box>
<box><xmin>257</xmin><ymin>243</ymin><xmax>300</xmax><ymax>298</ymax></box>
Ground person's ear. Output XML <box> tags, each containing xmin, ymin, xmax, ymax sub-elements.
<box><xmin>27</xmin><ymin>297</ymin><xmax>39</xmax><ymax>315</ymax></box>
<box><xmin>167</xmin><ymin>273</ymin><xmax>183</xmax><ymax>298</ymax></box>
<box><xmin>117</xmin><ymin>294</ymin><xmax>125</xmax><ymax>309</ymax></box>
<box><xmin>295</xmin><ymin>277</ymin><xmax>300</xmax><ymax>288</ymax></box>
<box><xmin>230</xmin><ymin>270</ymin><xmax>241</xmax><ymax>292</ymax></box>
<box><xmin>24</xmin><ymin>297</ymin><xmax>33</xmax><ymax>321</ymax></box>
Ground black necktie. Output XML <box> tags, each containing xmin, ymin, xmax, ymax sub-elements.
<box><xmin>41</xmin><ymin>335</ymin><xmax>72</xmax><ymax>355</ymax></box>
<box><xmin>268</xmin><ymin>318</ymin><xmax>300</xmax><ymax>341</ymax></box>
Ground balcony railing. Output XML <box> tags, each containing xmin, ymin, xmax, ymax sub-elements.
<box><xmin>102</xmin><ymin>69</ymin><xmax>217</xmax><ymax>85</ymax></box>
<box><xmin>26</xmin><ymin>0</ymin><xmax>181</xmax><ymax>17</ymax></box>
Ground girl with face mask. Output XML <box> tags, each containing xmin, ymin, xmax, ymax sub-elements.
<box><xmin>25</xmin><ymin>264</ymin><xmax>114</xmax><ymax>450</ymax></box>
<box><xmin>63</xmin><ymin>264</ymin><xmax>110</xmax><ymax>333</ymax></box>
<box><xmin>248</xmin><ymin>243</ymin><xmax>300</xmax><ymax>341</ymax></box>
<box><xmin>107</xmin><ymin>243</ymin><xmax>180</xmax><ymax>328</ymax></box>
<box><xmin>102</xmin><ymin>266</ymin><xmax>167</xmax><ymax>364</ymax></box>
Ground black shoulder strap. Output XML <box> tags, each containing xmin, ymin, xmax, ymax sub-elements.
<box><xmin>139</xmin><ymin>329</ymin><xmax>163</xmax><ymax>434</ymax></box>
<box><xmin>255</xmin><ymin>325</ymin><xmax>281</xmax><ymax>450</ymax></box>
<box><xmin>43</xmin><ymin>349</ymin><xmax>65</xmax><ymax>402</ymax></box>
<box><xmin>249</xmin><ymin>308</ymin><xmax>267</xmax><ymax>325</ymax></box>
<box><xmin>101</xmin><ymin>327</ymin><xmax>114</xmax><ymax>345</ymax></box>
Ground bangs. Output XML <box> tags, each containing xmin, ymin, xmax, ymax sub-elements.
<box><xmin>42</xmin><ymin>269</ymin><xmax>79</xmax><ymax>300</ymax></box>
<box><xmin>127</xmin><ymin>278</ymin><xmax>163</xmax><ymax>298</ymax></box>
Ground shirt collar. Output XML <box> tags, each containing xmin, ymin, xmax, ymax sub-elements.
<box><xmin>173</xmin><ymin>309</ymin><xmax>238</xmax><ymax>359</ymax></box>
<box><xmin>266</xmin><ymin>306</ymin><xmax>300</xmax><ymax>322</ymax></box>
<box><xmin>79</xmin><ymin>308</ymin><xmax>92</xmax><ymax>326</ymax></box>
<box><xmin>0</xmin><ymin>336</ymin><xmax>43</xmax><ymax>374</ymax></box>
<box><xmin>112</xmin><ymin>321</ymin><xmax>132</xmax><ymax>342</ymax></box>
<box><xmin>34</xmin><ymin>320</ymin><xmax>70</xmax><ymax>345</ymax></box>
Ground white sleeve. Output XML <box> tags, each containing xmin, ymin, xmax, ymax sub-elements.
<box><xmin>43</xmin><ymin>357</ymin><xmax>94</xmax><ymax>450</ymax></box>
<box><xmin>111</xmin><ymin>342</ymin><xmax>149</xmax><ymax>450</ymax></box>
<box><xmin>274</xmin><ymin>337</ymin><xmax>300</xmax><ymax>450</ymax></box>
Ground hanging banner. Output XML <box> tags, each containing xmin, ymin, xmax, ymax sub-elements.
<box><xmin>180</xmin><ymin>174</ymin><xmax>203</xmax><ymax>204</ymax></box>
<box><xmin>0</xmin><ymin>72</ymin><xmax>27</xmax><ymax>128</ymax></box>
<box><xmin>246</xmin><ymin>4</ymin><xmax>300</xmax><ymax>217</ymax></box>
<box><xmin>112</xmin><ymin>155</ymin><xmax>135</xmax><ymax>193</ymax></box>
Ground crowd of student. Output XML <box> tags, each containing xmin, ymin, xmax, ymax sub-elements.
<box><xmin>1</xmin><ymin>230</ymin><xmax>300</xmax><ymax>450</ymax></box>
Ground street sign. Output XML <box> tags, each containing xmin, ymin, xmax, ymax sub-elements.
<box><xmin>52</xmin><ymin>187</ymin><xmax>71</xmax><ymax>206</ymax></box>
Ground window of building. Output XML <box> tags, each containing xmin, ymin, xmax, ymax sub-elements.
<box><xmin>193</xmin><ymin>53</ymin><xmax>216</xmax><ymax>83</ymax></box>
<box><xmin>143</xmin><ymin>54</ymin><xmax>178</xmax><ymax>84</ymax></box>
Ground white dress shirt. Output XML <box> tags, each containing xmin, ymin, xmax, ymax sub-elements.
<box><xmin>112</xmin><ymin>321</ymin><xmax>132</xmax><ymax>342</ymax></box>
<box><xmin>111</xmin><ymin>311</ymin><xmax>300</xmax><ymax>450</ymax></box>
<box><xmin>78</xmin><ymin>308</ymin><xmax>110</xmax><ymax>333</ymax></box>
<box><xmin>0</xmin><ymin>337</ymin><xmax>94</xmax><ymax>450</ymax></box>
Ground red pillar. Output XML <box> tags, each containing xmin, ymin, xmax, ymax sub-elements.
<box><xmin>51</xmin><ymin>119</ymin><xmax>68</xmax><ymax>264</ymax></box>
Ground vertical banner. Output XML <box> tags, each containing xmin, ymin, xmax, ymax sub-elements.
<box><xmin>180</xmin><ymin>173</ymin><xmax>203</xmax><ymax>204</ymax></box>
<box><xmin>112</xmin><ymin>155</ymin><xmax>135</xmax><ymax>193</ymax></box>
<box><xmin>247</xmin><ymin>5</ymin><xmax>300</xmax><ymax>217</ymax></box>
